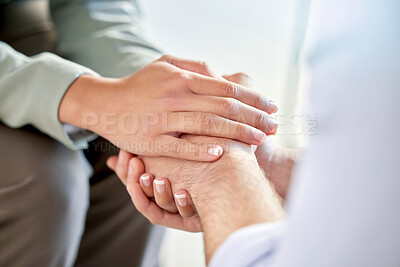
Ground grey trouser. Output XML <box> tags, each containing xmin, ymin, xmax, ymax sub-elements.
<box><xmin>0</xmin><ymin>124</ymin><xmax>153</xmax><ymax>267</ymax></box>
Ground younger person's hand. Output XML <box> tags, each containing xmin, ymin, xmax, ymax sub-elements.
<box><xmin>60</xmin><ymin>55</ymin><xmax>278</xmax><ymax>162</ymax></box>
<box><xmin>107</xmin><ymin>150</ymin><xmax>201</xmax><ymax>232</ymax></box>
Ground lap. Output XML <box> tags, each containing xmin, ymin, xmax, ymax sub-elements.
<box><xmin>0</xmin><ymin>125</ymin><xmax>154</xmax><ymax>267</ymax></box>
<box><xmin>0</xmin><ymin>123</ymin><xmax>91</xmax><ymax>266</ymax></box>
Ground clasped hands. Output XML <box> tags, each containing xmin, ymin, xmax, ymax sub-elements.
<box><xmin>60</xmin><ymin>54</ymin><xmax>289</xmax><ymax>261</ymax></box>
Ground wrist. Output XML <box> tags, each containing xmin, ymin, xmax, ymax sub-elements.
<box><xmin>58</xmin><ymin>74</ymin><xmax>119</xmax><ymax>132</ymax></box>
<box><xmin>190</xmin><ymin>153</ymin><xmax>285</xmax><ymax>262</ymax></box>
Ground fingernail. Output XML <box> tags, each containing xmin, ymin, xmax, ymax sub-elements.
<box><xmin>268</xmin><ymin>119</ymin><xmax>278</xmax><ymax>132</ymax></box>
<box><xmin>208</xmin><ymin>146</ymin><xmax>223</xmax><ymax>157</ymax></box>
<box><xmin>268</xmin><ymin>102</ymin><xmax>278</xmax><ymax>113</ymax></box>
<box><xmin>141</xmin><ymin>174</ymin><xmax>151</xmax><ymax>186</ymax></box>
<box><xmin>154</xmin><ymin>179</ymin><xmax>165</xmax><ymax>194</ymax></box>
<box><xmin>175</xmin><ymin>194</ymin><xmax>188</xmax><ymax>207</ymax></box>
<box><xmin>253</xmin><ymin>130</ymin><xmax>266</xmax><ymax>143</ymax></box>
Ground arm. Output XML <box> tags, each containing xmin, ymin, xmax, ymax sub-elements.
<box><xmin>0</xmin><ymin>41</ymin><xmax>98</xmax><ymax>149</ymax></box>
<box><xmin>50</xmin><ymin>0</ymin><xmax>281</xmax><ymax>160</ymax></box>
<box><xmin>226</xmin><ymin>72</ymin><xmax>299</xmax><ymax>199</ymax></box>
<box><xmin>59</xmin><ymin>60</ymin><xmax>279</xmax><ymax>161</ymax></box>
<box><xmin>191</xmin><ymin>148</ymin><xmax>286</xmax><ymax>263</ymax></box>
<box><xmin>49</xmin><ymin>0</ymin><xmax>162</xmax><ymax>77</ymax></box>
<box><xmin>116</xmin><ymin>135</ymin><xmax>286</xmax><ymax>263</ymax></box>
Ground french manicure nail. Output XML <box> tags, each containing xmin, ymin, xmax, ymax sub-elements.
<box><xmin>208</xmin><ymin>146</ymin><xmax>223</xmax><ymax>157</ymax></box>
<box><xmin>154</xmin><ymin>179</ymin><xmax>165</xmax><ymax>194</ymax></box>
<box><xmin>141</xmin><ymin>174</ymin><xmax>151</xmax><ymax>186</ymax></box>
<box><xmin>253</xmin><ymin>130</ymin><xmax>266</xmax><ymax>143</ymax></box>
<box><xmin>268</xmin><ymin>119</ymin><xmax>278</xmax><ymax>132</ymax></box>
<box><xmin>175</xmin><ymin>194</ymin><xmax>188</xmax><ymax>207</ymax></box>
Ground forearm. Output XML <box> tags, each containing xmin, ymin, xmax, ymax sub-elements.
<box><xmin>50</xmin><ymin>0</ymin><xmax>162</xmax><ymax>78</ymax></box>
<box><xmin>59</xmin><ymin>74</ymin><xmax>116</xmax><ymax>130</ymax></box>
<box><xmin>191</xmin><ymin>154</ymin><xmax>285</xmax><ymax>263</ymax></box>
<box><xmin>0</xmin><ymin>42</ymin><xmax>98</xmax><ymax>149</ymax></box>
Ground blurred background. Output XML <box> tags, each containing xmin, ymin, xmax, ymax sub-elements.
<box><xmin>140</xmin><ymin>0</ymin><xmax>309</xmax><ymax>266</ymax></box>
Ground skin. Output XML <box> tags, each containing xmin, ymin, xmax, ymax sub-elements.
<box><xmin>254</xmin><ymin>138</ymin><xmax>298</xmax><ymax>199</ymax></box>
<box><xmin>106</xmin><ymin>70</ymin><xmax>296</xmax><ymax>263</ymax></box>
<box><xmin>107</xmin><ymin>136</ymin><xmax>297</xmax><ymax>230</ymax></box>
<box><xmin>107</xmin><ymin>73</ymin><xmax>297</xmax><ymax>232</ymax></box>
<box><xmin>109</xmin><ymin>152</ymin><xmax>202</xmax><ymax>232</ymax></box>
<box><xmin>59</xmin><ymin>55</ymin><xmax>278</xmax><ymax>161</ymax></box>
<box><xmin>109</xmin><ymin>135</ymin><xmax>286</xmax><ymax>263</ymax></box>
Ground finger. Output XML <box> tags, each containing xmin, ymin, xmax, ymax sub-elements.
<box><xmin>222</xmin><ymin>72</ymin><xmax>253</xmax><ymax>88</ymax></box>
<box><xmin>106</xmin><ymin>155</ymin><xmax>118</xmax><ymax>171</ymax></box>
<box><xmin>166</xmin><ymin>112</ymin><xmax>266</xmax><ymax>145</ymax></box>
<box><xmin>179</xmin><ymin>95</ymin><xmax>278</xmax><ymax>135</ymax></box>
<box><xmin>161</xmin><ymin>55</ymin><xmax>217</xmax><ymax>77</ymax></box>
<box><xmin>153</xmin><ymin>178</ymin><xmax>178</xmax><ymax>213</ymax></box>
<box><xmin>115</xmin><ymin>150</ymin><xmax>134</xmax><ymax>184</ymax></box>
<box><xmin>127</xmin><ymin>181</ymin><xmax>202</xmax><ymax>232</ymax></box>
<box><xmin>125</xmin><ymin>157</ymin><xmax>145</xmax><ymax>185</ymax></box>
<box><xmin>174</xmin><ymin>189</ymin><xmax>197</xmax><ymax>218</ymax></box>
<box><xmin>139</xmin><ymin>173</ymin><xmax>155</xmax><ymax>198</ymax></box>
<box><xmin>187</xmin><ymin>73</ymin><xmax>278</xmax><ymax>114</ymax></box>
<box><xmin>154</xmin><ymin>135</ymin><xmax>223</xmax><ymax>162</ymax></box>
<box><xmin>223</xmin><ymin>73</ymin><xmax>278</xmax><ymax>114</ymax></box>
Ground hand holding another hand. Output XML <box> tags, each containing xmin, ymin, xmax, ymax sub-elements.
<box><xmin>108</xmin><ymin>134</ymin><xmax>285</xmax><ymax>262</ymax></box>
<box><xmin>60</xmin><ymin>55</ymin><xmax>278</xmax><ymax>161</ymax></box>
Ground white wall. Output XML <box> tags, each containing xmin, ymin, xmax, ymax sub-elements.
<box><xmin>140</xmin><ymin>1</ymin><xmax>301</xmax><ymax>266</ymax></box>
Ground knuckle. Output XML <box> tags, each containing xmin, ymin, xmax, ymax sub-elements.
<box><xmin>236</xmin><ymin>72</ymin><xmax>253</xmax><ymax>87</ymax></box>
<box><xmin>255</xmin><ymin>94</ymin><xmax>266</xmax><ymax>108</ymax></box>
<box><xmin>169</xmin><ymin>141</ymin><xmax>182</xmax><ymax>154</ymax></box>
<box><xmin>160</xmin><ymin>54</ymin><xmax>173</xmax><ymax>62</ymax></box>
<box><xmin>160</xmin><ymin>95</ymin><xmax>181</xmax><ymax>109</ymax></box>
<box><xmin>237</xmin><ymin>72</ymin><xmax>251</xmax><ymax>81</ymax></box>
<box><xmin>199</xmin><ymin>113</ymin><xmax>214</xmax><ymax>130</ymax></box>
<box><xmin>222</xmin><ymin>83</ymin><xmax>239</xmax><ymax>98</ymax></box>
<box><xmin>255</xmin><ymin>112</ymin><xmax>266</xmax><ymax>126</ymax></box>
<box><xmin>171</xmin><ymin>72</ymin><xmax>190</xmax><ymax>85</ymax></box>
<box><xmin>198</xmin><ymin>61</ymin><xmax>210</xmax><ymax>71</ymax></box>
<box><xmin>235</xmin><ymin>124</ymin><xmax>248</xmax><ymax>139</ymax></box>
<box><xmin>219</xmin><ymin>98</ymin><xmax>238</xmax><ymax>113</ymax></box>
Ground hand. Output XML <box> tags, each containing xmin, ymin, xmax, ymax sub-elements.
<box><xmin>107</xmin><ymin>150</ymin><xmax>201</xmax><ymax>232</ymax></box>
<box><xmin>221</xmin><ymin>72</ymin><xmax>296</xmax><ymax>199</ymax></box>
<box><xmin>125</xmin><ymin>135</ymin><xmax>285</xmax><ymax>262</ymax></box>
<box><xmin>59</xmin><ymin>55</ymin><xmax>278</xmax><ymax>161</ymax></box>
<box><xmin>254</xmin><ymin>139</ymin><xmax>298</xmax><ymax>199</ymax></box>
<box><xmin>108</xmin><ymin>135</ymin><xmax>285</xmax><ymax>262</ymax></box>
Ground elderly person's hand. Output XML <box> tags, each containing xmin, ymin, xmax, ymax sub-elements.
<box><xmin>108</xmin><ymin>134</ymin><xmax>285</xmax><ymax>262</ymax></box>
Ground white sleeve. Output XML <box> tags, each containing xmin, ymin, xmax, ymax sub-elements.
<box><xmin>209</xmin><ymin>222</ymin><xmax>287</xmax><ymax>267</ymax></box>
<box><xmin>209</xmin><ymin>1</ymin><xmax>400</xmax><ymax>266</ymax></box>
<box><xmin>274</xmin><ymin>0</ymin><xmax>400</xmax><ymax>266</ymax></box>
